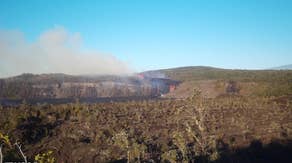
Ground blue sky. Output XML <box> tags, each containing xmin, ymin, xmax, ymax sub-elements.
<box><xmin>0</xmin><ymin>0</ymin><xmax>292</xmax><ymax>72</ymax></box>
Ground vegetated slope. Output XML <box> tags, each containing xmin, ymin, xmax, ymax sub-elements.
<box><xmin>0</xmin><ymin>95</ymin><xmax>291</xmax><ymax>162</ymax></box>
<box><xmin>0</xmin><ymin>66</ymin><xmax>292</xmax><ymax>162</ymax></box>
<box><xmin>271</xmin><ymin>64</ymin><xmax>292</xmax><ymax>70</ymax></box>
<box><xmin>1</xmin><ymin>66</ymin><xmax>291</xmax><ymax>100</ymax></box>
<box><xmin>143</xmin><ymin>66</ymin><xmax>292</xmax><ymax>98</ymax></box>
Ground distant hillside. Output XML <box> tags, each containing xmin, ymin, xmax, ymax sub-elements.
<box><xmin>1</xmin><ymin>66</ymin><xmax>292</xmax><ymax>99</ymax></box>
<box><xmin>145</xmin><ymin>66</ymin><xmax>292</xmax><ymax>82</ymax></box>
<box><xmin>143</xmin><ymin>66</ymin><xmax>292</xmax><ymax>98</ymax></box>
<box><xmin>270</xmin><ymin>64</ymin><xmax>292</xmax><ymax>70</ymax></box>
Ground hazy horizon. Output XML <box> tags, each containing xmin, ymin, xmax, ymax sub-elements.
<box><xmin>1</xmin><ymin>0</ymin><xmax>292</xmax><ymax>77</ymax></box>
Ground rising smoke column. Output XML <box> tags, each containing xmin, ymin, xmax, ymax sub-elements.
<box><xmin>0</xmin><ymin>26</ymin><xmax>132</xmax><ymax>78</ymax></box>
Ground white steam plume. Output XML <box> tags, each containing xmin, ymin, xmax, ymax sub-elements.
<box><xmin>0</xmin><ymin>26</ymin><xmax>132</xmax><ymax>78</ymax></box>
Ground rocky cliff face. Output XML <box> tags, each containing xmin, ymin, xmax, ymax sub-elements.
<box><xmin>29</xmin><ymin>81</ymin><xmax>153</xmax><ymax>98</ymax></box>
<box><xmin>0</xmin><ymin>74</ymin><xmax>179</xmax><ymax>99</ymax></box>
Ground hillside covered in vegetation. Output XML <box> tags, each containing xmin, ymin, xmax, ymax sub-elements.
<box><xmin>0</xmin><ymin>67</ymin><xmax>291</xmax><ymax>100</ymax></box>
<box><xmin>0</xmin><ymin>67</ymin><xmax>291</xmax><ymax>162</ymax></box>
<box><xmin>145</xmin><ymin>66</ymin><xmax>292</xmax><ymax>98</ymax></box>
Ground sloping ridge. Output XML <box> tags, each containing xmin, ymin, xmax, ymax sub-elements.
<box><xmin>270</xmin><ymin>64</ymin><xmax>292</xmax><ymax>70</ymax></box>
